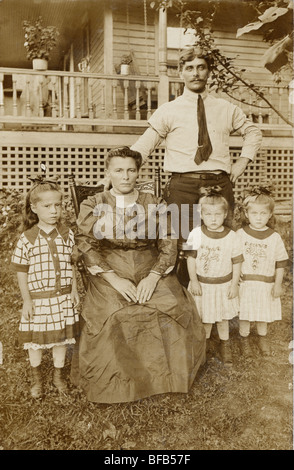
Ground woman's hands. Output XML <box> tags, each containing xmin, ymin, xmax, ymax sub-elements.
<box><xmin>102</xmin><ymin>272</ymin><xmax>137</xmax><ymax>303</ymax></box>
<box><xmin>102</xmin><ymin>272</ymin><xmax>160</xmax><ymax>303</ymax></box>
<box><xmin>136</xmin><ymin>272</ymin><xmax>161</xmax><ymax>304</ymax></box>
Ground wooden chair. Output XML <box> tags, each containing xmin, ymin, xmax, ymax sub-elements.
<box><xmin>67</xmin><ymin>168</ymin><xmax>161</xmax><ymax>288</ymax></box>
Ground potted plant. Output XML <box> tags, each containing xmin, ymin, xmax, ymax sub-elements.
<box><xmin>120</xmin><ymin>54</ymin><xmax>132</xmax><ymax>75</ymax></box>
<box><xmin>23</xmin><ymin>16</ymin><xmax>59</xmax><ymax>70</ymax></box>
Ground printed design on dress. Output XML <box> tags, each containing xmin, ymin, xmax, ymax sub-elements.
<box><xmin>199</xmin><ymin>246</ymin><xmax>220</xmax><ymax>273</ymax></box>
<box><xmin>245</xmin><ymin>241</ymin><xmax>267</xmax><ymax>271</ymax></box>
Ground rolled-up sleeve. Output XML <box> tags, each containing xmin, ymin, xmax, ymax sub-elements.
<box><xmin>131</xmin><ymin>126</ymin><xmax>164</xmax><ymax>164</ymax></box>
<box><xmin>232</xmin><ymin>106</ymin><xmax>262</xmax><ymax>161</ymax></box>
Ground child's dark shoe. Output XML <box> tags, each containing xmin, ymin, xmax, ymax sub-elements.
<box><xmin>257</xmin><ymin>336</ymin><xmax>271</xmax><ymax>357</ymax></box>
<box><xmin>53</xmin><ymin>367</ymin><xmax>67</xmax><ymax>393</ymax></box>
<box><xmin>220</xmin><ymin>340</ymin><xmax>233</xmax><ymax>367</ymax></box>
<box><xmin>240</xmin><ymin>336</ymin><xmax>254</xmax><ymax>359</ymax></box>
<box><xmin>30</xmin><ymin>365</ymin><xmax>43</xmax><ymax>399</ymax></box>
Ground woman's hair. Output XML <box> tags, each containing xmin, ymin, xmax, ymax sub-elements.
<box><xmin>105</xmin><ymin>146</ymin><xmax>143</xmax><ymax>170</ymax></box>
<box><xmin>198</xmin><ymin>186</ymin><xmax>229</xmax><ymax>213</ymax></box>
<box><xmin>23</xmin><ymin>181</ymin><xmax>63</xmax><ymax>231</ymax></box>
<box><xmin>178</xmin><ymin>46</ymin><xmax>212</xmax><ymax>72</ymax></box>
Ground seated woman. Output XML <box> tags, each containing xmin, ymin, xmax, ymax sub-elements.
<box><xmin>71</xmin><ymin>146</ymin><xmax>206</xmax><ymax>403</ymax></box>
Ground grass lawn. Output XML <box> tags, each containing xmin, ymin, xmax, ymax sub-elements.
<box><xmin>0</xmin><ymin>192</ymin><xmax>292</xmax><ymax>450</ymax></box>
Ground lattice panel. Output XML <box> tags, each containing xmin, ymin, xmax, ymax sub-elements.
<box><xmin>0</xmin><ymin>144</ymin><xmax>292</xmax><ymax>204</ymax></box>
<box><xmin>263</xmin><ymin>148</ymin><xmax>293</xmax><ymax>200</ymax></box>
<box><xmin>231</xmin><ymin>148</ymin><xmax>267</xmax><ymax>199</ymax></box>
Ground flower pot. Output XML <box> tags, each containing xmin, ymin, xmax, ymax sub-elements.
<box><xmin>32</xmin><ymin>58</ymin><xmax>48</xmax><ymax>71</ymax></box>
<box><xmin>120</xmin><ymin>64</ymin><xmax>129</xmax><ymax>75</ymax></box>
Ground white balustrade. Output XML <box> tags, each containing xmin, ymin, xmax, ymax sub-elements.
<box><xmin>0</xmin><ymin>68</ymin><xmax>291</xmax><ymax>130</ymax></box>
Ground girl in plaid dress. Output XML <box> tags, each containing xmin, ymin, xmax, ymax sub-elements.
<box><xmin>11</xmin><ymin>177</ymin><xmax>80</xmax><ymax>398</ymax></box>
<box><xmin>236</xmin><ymin>187</ymin><xmax>289</xmax><ymax>357</ymax></box>
<box><xmin>186</xmin><ymin>187</ymin><xmax>243</xmax><ymax>367</ymax></box>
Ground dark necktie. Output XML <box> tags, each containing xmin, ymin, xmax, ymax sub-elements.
<box><xmin>194</xmin><ymin>94</ymin><xmax>212</xmax><ymax>165</ymax></box>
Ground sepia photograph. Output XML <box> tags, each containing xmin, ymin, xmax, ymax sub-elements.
<box><xmin>0</xmin><ymin>0</ymin><xmax>293</xmax><ymax>453</ymax></box>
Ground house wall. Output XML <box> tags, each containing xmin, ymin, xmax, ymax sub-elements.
<box><xmin>112</xmin><ymin>1</ymin><xmax>157</xmax><ymax>119</ymax></box>
<box><xmin>69</xmin><ymin>4</ymin><xmax>104</xmax><ymax>118</ymax></box>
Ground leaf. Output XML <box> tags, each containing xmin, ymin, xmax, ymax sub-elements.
<box><xmin>236</xmin><ymin>6</ymin><xmax>290</xmax><ymax>38</ymax></box>
<box><xmin>262</xmin><ymin>35</ymin><xmax>293</xmax><ymax>73</ymax></box>
<box><xmin>258</xmin><ymin>6</ymin><xmax>289</xmax><ymax>24</ymax></box>
<box><xmin>121</xmin><ymin>441</ymin><xmax>137</xmax><ymax>449</ymax></box>
<box><xmin>236</xmin><ymin>21</ymin><xmax>263</xmax><ymax>38</ymax></box>
<box><xmin>102</xmin><ymin>421</ymin><xmax>117</xmax><ymax>440</ymax></box>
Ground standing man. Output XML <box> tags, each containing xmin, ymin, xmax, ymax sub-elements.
<box><xmin>130</xmin><ymin>47</ymin><xmax>262</xmax><ymax>285</ymax></box>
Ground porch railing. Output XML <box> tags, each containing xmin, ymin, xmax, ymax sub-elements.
<box><xmin>0</xmin><ymin>67</ymin><xmax>292</xmax><ymax>130</ymax></box>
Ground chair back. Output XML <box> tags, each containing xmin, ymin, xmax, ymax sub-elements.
<box><xmin>68</xmin><ymin>168</ymin><xmax>161</xmax><ymax>218</ymax></box>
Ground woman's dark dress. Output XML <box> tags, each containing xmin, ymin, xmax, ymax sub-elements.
<box><xmin>71</xmin><ymin>190</ymin><xmax>206</xmax><ymax>403</ymax></box>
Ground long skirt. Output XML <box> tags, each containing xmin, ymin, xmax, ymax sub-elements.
<box><xmin>71</xmin><ymin>247</ymin><xmax>206</xmax><ymax>403</ymax></box>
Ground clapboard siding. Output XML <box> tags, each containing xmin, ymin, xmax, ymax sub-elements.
<box><xmin>112</xmin><ymin>6</ymin><xmax>156</xmax><ymax>118</ymax></box>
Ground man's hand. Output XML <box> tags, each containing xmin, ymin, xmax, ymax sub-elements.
<box><xmin>230</xmin><ymin>157</ymin><xmax>250</xmax><ymax>184</ymax></box>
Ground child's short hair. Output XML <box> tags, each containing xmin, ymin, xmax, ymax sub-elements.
<box><xmin>241</xmin><ymin>187</ymin><xmax>276</xmax><ymax>228</ymax></box>
<box><xmin>106</xmin><ymin>146</ymin><xmax>142</xmax><ymax>170</ymax></box>
<box><xmin>243</xmin><ymin>193</ymin><xmax>275</xmax><ymax>213</ymax></box>
<box><xmin>198</xmin><ymin>186</ymin><xmax>229</xmax><ymax>212</ymax></box>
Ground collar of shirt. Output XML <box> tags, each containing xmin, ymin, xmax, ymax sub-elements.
<box><xmin>182</xmin><ymin>87</ymin><xmax>209</xmax><ymax>103</ymax></box>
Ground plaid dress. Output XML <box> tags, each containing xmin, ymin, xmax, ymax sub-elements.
<box><xmin>11</xmin><ymin>223</ymin><xmax>79</xmax><ymax>350</ymax></box>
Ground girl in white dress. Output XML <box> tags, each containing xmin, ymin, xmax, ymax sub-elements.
<box><xmin>236</xmin><ymin>187</ymin><xmax>289</xmax><ymax>357</ymax></box>
<box><xmin>186</xmin><ymin>187</ymin><xmax>243</xmax><ymax>366</ymax></box>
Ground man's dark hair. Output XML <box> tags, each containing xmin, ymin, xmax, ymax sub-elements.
<box><xmin>178</xmin><ymin>46</ymin><xmax>212</xmax><ymax>72</ymax></box>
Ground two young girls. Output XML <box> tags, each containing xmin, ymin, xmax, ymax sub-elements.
<box><xmin>11</xmin><ymin>177</ymin><xmax>80</xmax><ymax>398</ymax></box>
<box><xmin>186</xmin><ymin>185</ymin><xmax>288</xmax><ymax>365</ymax></box>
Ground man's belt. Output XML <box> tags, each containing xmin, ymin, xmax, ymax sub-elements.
<box><xmin>171</xmin><ymin>171</ymin><xmax>227</xmax><ymax>180</ymax></box>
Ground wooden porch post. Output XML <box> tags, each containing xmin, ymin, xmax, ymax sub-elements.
<box><xmin>158</xmin><ymin>7</ymin><xmax>169</xmax><ymax>106</ymax></box>
<box><xmin>104</xmin><ymin>3</ymin><xmax>113</xmax><ymax>119</ymax></box>
<box><xmin>69</xmin><ymin>44</ymin><xmax>75</xmax><ymax>118</ymax></box>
